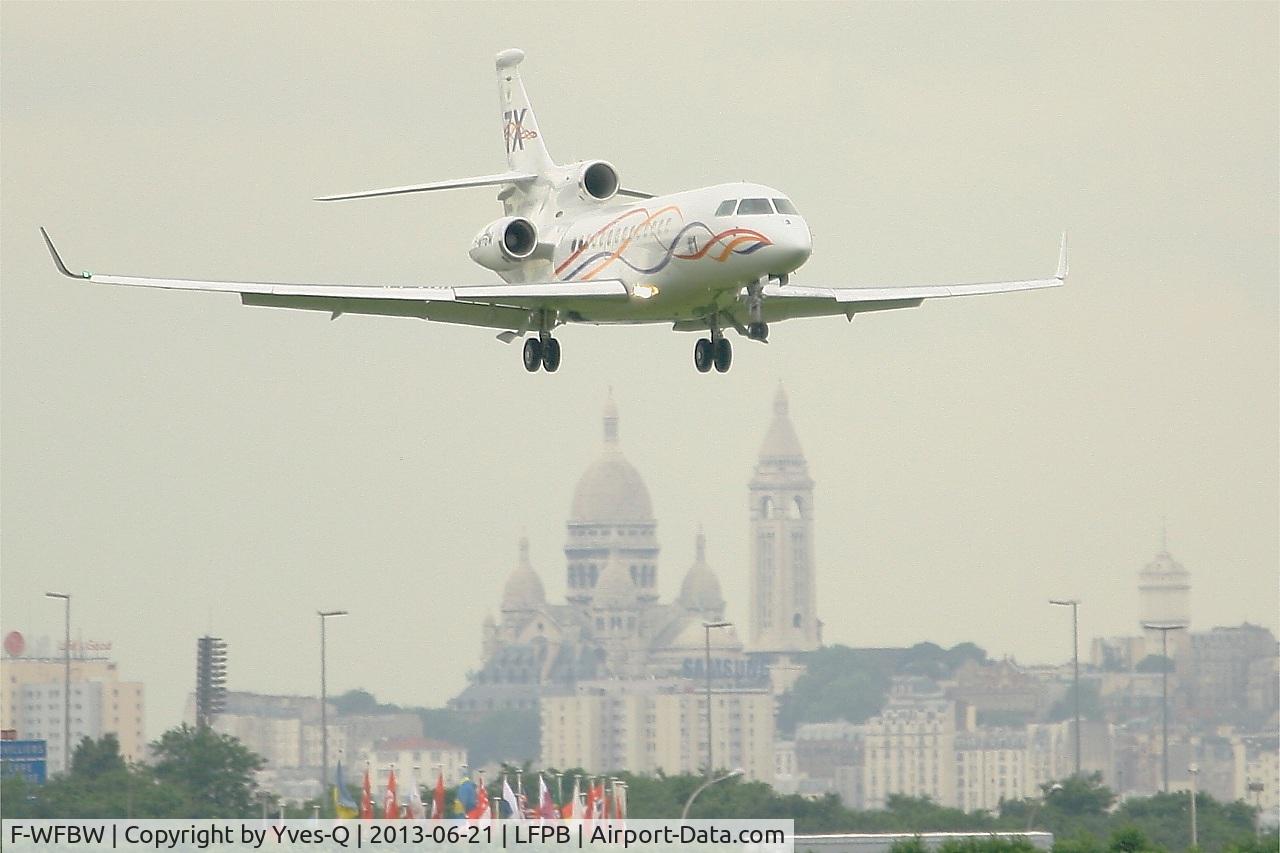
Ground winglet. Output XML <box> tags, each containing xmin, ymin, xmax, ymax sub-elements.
<box><xmin>40</xmin><ymin>227</ymin><xmax>86</xmax><ymax>279</ymax></box>
<box><xmin>1055</xmin><ymin>231</ymin><xmax>1069</xmax><ymax>281</ymax></box>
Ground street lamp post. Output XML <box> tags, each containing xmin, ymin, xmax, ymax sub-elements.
<box><xmin>1247</xmin><ymin>781</ymin><xmax>1264</xmax><ymax>839</ymax></box>
<box><xmin>1050</xmin><ymin>599</ymin><xmax>1081</xmax><ymax>776</ymax></box>
<box><xmin>1143</xmin><ymin>622</ymin><xmax>1186</xmax><ymax>792</ymax></box>
<box><xmin>318</xmin><ymin>609</ymin><xmax>348</xmax><ymax>810</ymax></box>
<box><xmin>45</xmin><ymin>592</ymin><xmax>71</xmax><ymax>774</ymax></box>
<box><xmin>681</xmin><ymin>768</ymin><xmax>744</xmax><ymax>820</ymax></box>
<box><xmin>1189</xmin><ymin>762</ymin><xmax>1199</xmax><ymax>849</ymax></box>
<box><xmin>701</xmin><ymin>621</ymin><xmax>732</xmax><ymax>777</ymax></box>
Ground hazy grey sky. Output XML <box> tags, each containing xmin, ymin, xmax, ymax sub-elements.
<box><xmin>3</xmin><ymin>3</ymin><xmax>1276</xmax><ymax>736</ymax></box>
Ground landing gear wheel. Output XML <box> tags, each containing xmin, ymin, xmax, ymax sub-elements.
<box><xmin>714</xmin><ymin>337</ymin><xmax>732</xmax><ymax>373</ymax></box>
<box><xmin>541</xmin><ymin>338</ymin><xmax>561</xmax><ymax>373</ymax></box>
<box><xmin>522</xmin><ymin>337</ymin><xmax>543</xmax><ymax>372</ymax></box>
<box><xmin>693</xmin><ymin>338</ymin><xmax>713</xmax><ymax>373</ymax></box>
<box><xmin>748</xmin><ymin>322</ymin><xmax>769</xmax><ymax>342</ymax></box>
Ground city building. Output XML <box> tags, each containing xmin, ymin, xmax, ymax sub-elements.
<box><xmin>949</xmin><ymin>658</ymin><xmax>1048</xmax><ymax>723</ymax></box>
<box><xmin>955</xmin><ymin>728</ymin><xmax>1033</xmax><ymax>813</ymax></box>
<box><xmin>0</xmin><ymin>634</ymin><xmax>145</xmax><ymax>771</ymax></box>
<box><xmin>358</xmin><ymin>736</ymin><xmax>468</xmax><ymax>793</ymax></box>
<box><xmin>793</xmin><ymin>720</ymin><xmax>864</xmax><ymax>803</ymax></box>
<box><xmin>188</xmin><ymin>690</ymin><xmax>424</xmax><ymax>800</ymax></box>
<box><xmin>1187</xmin><ymin>624</ymin><xmax>1278</xmax><ymax>726</ymax></box>
<box><xmin>861</xmin><ymin>686</ymin><xmax>963</xmax><ymax>811</ymax></box>
<box><xmin>540</xmin><ymin>679</ymin><xmax>774</xmax><ymax>782</ymax></box>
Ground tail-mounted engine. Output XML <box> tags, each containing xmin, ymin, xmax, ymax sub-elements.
<box><xmin>469</xmin><ymin>216</ymin><xmax>539</xmax><ymax>271</ymax></box>
<box><xmin>577</xmin><ymin>160</ymin><xmax>619</xmax><ymax>202</ymax></box>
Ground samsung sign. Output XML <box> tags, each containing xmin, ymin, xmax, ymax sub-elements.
<box><xmin>681</xmin><ymin>657</ymin><xmax>769</xmax><ymax>684</ymax></box>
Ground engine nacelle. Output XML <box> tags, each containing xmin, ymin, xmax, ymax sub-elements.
<box><xmin>576</xmin><ymin>160</ymin><xmax>619</xmax><ymax>202</ymax></box>
<box><xmin>468</xmin><ymin>216</ymin><xmax>539</xmax><ymax>271</ymax></box>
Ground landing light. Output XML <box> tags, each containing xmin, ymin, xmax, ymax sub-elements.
<box><xmin>632</xmin><ymin>283</ymin><xmax>659</xmax><ymax>300</ymax></box>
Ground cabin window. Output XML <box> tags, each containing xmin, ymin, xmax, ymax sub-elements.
<box><xmin>773</xmin><ymin>198</ymin><xmax>799</xmax><ymax>215</ymax></box>
<box><xmin>714</xmin><ymin>199</ymin><xmax>736</xmax><ymax>216</ymax></box>
<box><xmin>737</xmin><ymin>198</ymin><xmax>773</xmax><ymax>215</ymax></box>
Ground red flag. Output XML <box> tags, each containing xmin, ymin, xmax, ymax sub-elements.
<box><xmin>360</xmin><ymin>766</ymin><xmax>373</xmax><ymax>820</ymax></box>
<box><xmin>383</xmin><ymin>768</ymin><xmax>399</xmax><ymax>820</ymax></box>
<box><xmin>467</xmin><ymin>782</ymin><xmax>490</xmax><ymax>821</ymax></box>
<box><xmin>583</xmin><ymin>783</ymin><xmax>597</xmax><ymax>825</ymax></box>
<box><xmin>432</xmin><ymin>770</ymin><xmax>445</xmax><ymax>820</ymax></box>
<box><xmin>538</xmin><ymin>775</ymin><xmax>558</xmax><ymax>821</ymax></box>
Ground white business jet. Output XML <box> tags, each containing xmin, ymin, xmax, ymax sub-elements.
<box><xmin>42</xmin><ymin>48</ymin><xmax>1066</xmax><ymax>374</ymax></box>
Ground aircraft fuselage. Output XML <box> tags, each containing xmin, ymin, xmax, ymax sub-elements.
<box><xmin>537</xmin><ymin>182</ymin><xmax>812</xmax><ymax>324</ymax></box>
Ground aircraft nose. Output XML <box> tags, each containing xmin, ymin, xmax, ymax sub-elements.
<box><xmin>771</xmin><ymin>218</ymin><xmax>812</xmax><ymax>274</ymax></box>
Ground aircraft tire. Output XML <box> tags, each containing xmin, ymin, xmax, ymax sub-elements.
<box><xmin>714</xmin><ymin>338</ymin><xmax>732</xmax><ymax>373</ymax></box>
<box><xmin>749</xmin><ymin>322</ymin><xmax>769</xmax><ymax>341</ymax></box>
<box><xmin>523</xmin><ymin>337</ymin><xmax>543</xmax><ymax>372</ymax></box>
<box><xmin>542</xmin><ymin>338</ymin><xmax>561</xmax><ymax>373</ymax></box>
<box><xmin>693</xmin><ymin>338</ymin><xmax>713</xmax><ymax>373</ymax></box>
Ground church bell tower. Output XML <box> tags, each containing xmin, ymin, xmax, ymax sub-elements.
<box><xmin>748</xmin><ymin>386</ymin><xmax>820</xmax><ymax>653</ymax></box>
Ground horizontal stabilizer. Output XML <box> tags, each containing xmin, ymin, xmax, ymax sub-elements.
<box><xmin>314</xmin><ymin>171</ymin><xmax>537</xmax><ymax>202</ymax></box>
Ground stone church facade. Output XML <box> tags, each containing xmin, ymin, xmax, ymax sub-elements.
<box><xmin>450</xmin><ymin>389</ymin><xmax>818</xmax><ymax>713</ymax></box>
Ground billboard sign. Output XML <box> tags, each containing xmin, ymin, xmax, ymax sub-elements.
<box><xmin>1</xmin><ymin>739</ymin><xmax>48</xmax><ymax>785</ymax></box>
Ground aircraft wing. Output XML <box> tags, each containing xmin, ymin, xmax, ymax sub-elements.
<box><xmin>40</xmin><ymin>228</ymin><xmax>627</xmax><ymax>331</ymax></box>
<box><xmin>765</xmin><ymin>233</ymin><xmax>1068</xmax><ymax>314</ymax></box>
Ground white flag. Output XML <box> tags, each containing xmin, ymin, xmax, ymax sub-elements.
<box><xmin>501</xmin><ymin>777</ymin><xmax>523</xmax><ymax>822</ymax></box>
<box><xmin>407</xmin><ymin>768</ymin><xmax>425</xmax><ymax>819</ymax></box>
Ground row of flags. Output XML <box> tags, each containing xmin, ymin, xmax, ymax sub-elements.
<box><xmin>332</xmin><ymin>760</ymin><xmax>627</xmax><ymax>823</ymax></box>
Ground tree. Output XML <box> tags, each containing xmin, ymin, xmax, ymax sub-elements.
<box><xmin>1044</xmin><ymin>773</ymin><xmax>1116</xmax><ymax>816</ymax></box>
<box><xmin>1116</xmin><ymin>791</ymin><xmax>1259</xmax><ymax>852</ymax></box>
<box><xmin>150</xmin><ymin>724</ymin><xmax>265</xmax><ymax>817</ymax></box>
<box><xmin>70</xmin><ymin>733</ymin><xmax>127</xmax><ymax>779</ymax></box>
<box><xmin>1108</xmin><ymin>826</ymin><xmax>1158</xmax><ymax>853</ymax></box>
<box><xmin>775</xmin><ymin>645</ymin><xmax>894</xmax><ymax>733</ymax></box>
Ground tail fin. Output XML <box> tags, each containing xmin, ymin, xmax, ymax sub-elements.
<box><xmin>496</xmin><ymin>49</ymin><xmax>554</xmax><ymax>174</ymax></box>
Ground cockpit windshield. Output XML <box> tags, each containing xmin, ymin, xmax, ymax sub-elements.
<box><xmin>737</xmin><ymin>198</ymin><xmax>773</xmax><ymax>215</ymax></box>
<box><xmin>715</xmin><ymin>196</ymin><xmax>800</xmax><ymax>216</ymax></box>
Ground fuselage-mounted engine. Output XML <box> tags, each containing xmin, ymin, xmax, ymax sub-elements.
<box><xmin>468</xmin><ymin>216</ymin><xmax>539</xmax><ymax>271</ymax></box>
<box><xmin>576</xmin><ymin>160</ymin><xmax>619</xmax><ymax>202</ymax></box>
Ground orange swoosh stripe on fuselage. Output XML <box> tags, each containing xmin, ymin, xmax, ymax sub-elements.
<box><xmin>556</xmin><ymin>205</ymin><xmax>683</xmax><ymax>280</ymax></box>
<box><xmin>673</xmin><ymin>229</ymin><xmax>771</xmax><ymax>263</ymax></box>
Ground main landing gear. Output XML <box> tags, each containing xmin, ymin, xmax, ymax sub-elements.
<box><xmin>522</xmin><ymin>336</ymin><xmax>561</xmax><ymax>373</ymax></box>
<box><xmin>694</xmin><ymin>326</ymin><xmax>733</xmax><ymax>374</ymax></box>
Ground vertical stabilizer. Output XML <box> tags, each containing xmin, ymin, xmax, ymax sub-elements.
<box><xmin>496</xmin><ymin>49</ymin><xmax>554</xmax><ymax>174</ymax></box>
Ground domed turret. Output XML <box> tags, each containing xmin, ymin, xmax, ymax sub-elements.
<box><xmin>679</xmin><ymin>528</ymin><xmax>724</xmax><ymax>617</ymax></box>
<box><xmin>565</xmin><ymin>393</ymin><xmax>661</xmax><ymax>605</ymax></box>
<box><xmin>570</xmin><ymin>393</ymin><xmax>654</xmax><ymax>523</ymax></box>
<box><xmin>501</xmin><ymin>537</ymin><xmax>546</xmax><ymax>613</ymax></box>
